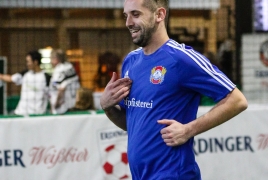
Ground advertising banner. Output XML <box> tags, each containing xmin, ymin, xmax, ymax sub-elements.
<box><xmin>0</xmin><ymin>106</ymin><xmax>268</xmax><ymax>180</ymax></box>
<box><xmin>0</xmin><ymin>114</ymin><xmax>130</xmax><ymax>180</ymax></box>
<box><xmin>196</xmin><ymin>105</ymin><xmax>268</xmax><ymax>180</ymax></box>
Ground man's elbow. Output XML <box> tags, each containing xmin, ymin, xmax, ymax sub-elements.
<box><xmin>231</xmin><ymin>88</ymin><xmax>248</xmax><ymax>113</ymax></box>
<box><xmin>237</xmin><ymin>95</ymin><xmax>248</xmax><ymax>113</ymax></box>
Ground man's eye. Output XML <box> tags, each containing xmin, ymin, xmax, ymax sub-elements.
<box><xmin>123</xmin><ymin>13</ymin><xmax>128</xmax><ymax>19</ymax></box>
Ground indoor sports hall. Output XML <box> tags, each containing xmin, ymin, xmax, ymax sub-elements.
<box><xmin>0</xmin><ymin>0</ymin><xmax>267</xmax><ymax>179</ymax></box>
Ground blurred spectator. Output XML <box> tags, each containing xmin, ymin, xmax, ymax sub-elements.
<box><xmin>0</xmin><ymin>50</ymin><xmax>50</xmax><ymax>115</ymax></box>
<box><xmin>259</xmin><ymin>40</ymin><xmax>268</xmax><ymax>67</ymax></box>
<box><xmin>94</xmin><ymin>63</ymin><xmax>111</xmax><ymax>92</ymax></box>
<box><xmin>203</xmin><ymin>51</ymin><xmax>222</xmax><ymax>70</ymax></box>
<box><xmin>94</xmin><ymin>51</ymin><xmax>121</xmax><ymax>91</ymax></box>
<box><xmin>217</xmin><ymin>39</ymin><xmax>234</xmax><ymax>82</ymax></box>
<box><xmin>68</xmin><ymin>87</ymin><xmax>94</xmax><ymax>112</ymax></box>
<box><xmin>49</xmin><ymin>49</ymin><xmax>80</xmax><ymax>114</ymax></box>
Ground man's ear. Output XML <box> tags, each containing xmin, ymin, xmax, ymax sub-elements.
<box><xmin>156</xmin><ymin>7</ymin><xmax>166</xmax><ymax>23</ymax></box>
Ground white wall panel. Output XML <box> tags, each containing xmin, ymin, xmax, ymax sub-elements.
<box><xmin>0</xmin><ymin>0</ymin><xmax>220</xmax><ymax>9</ymax></box>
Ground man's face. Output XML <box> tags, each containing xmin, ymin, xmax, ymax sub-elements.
<box><xmin>123</xmin><ymin>0</ymin><xmax>157</xmax><ymax>47</ymax></box>
<box><xmin>50</xmin><ymin>55</ymin><xmax>59</xmax><ymax>68</ymax></box>
<box><xmin>26</xmin><ymin>55</ymin><xmax>34</xmax><ymax>70</ymax></box>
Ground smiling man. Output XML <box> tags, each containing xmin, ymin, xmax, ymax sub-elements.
<box><xmin>100</xmin><ymin>0</ymin><xmax>248</xmax><ymax>179</ymax></box>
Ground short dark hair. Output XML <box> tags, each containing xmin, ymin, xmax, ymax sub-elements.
<box><xmin>27</xmin><ymin>50</ymin><xmax>42</xmax><ymax>65</ymax></box>
<box><xmin>142</xmin><ymin>0</ymin><xmax>169</xmax><ymax>27</ymax></box>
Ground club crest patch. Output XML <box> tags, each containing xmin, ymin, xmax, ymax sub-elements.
<box><xmin>150</xmin><ymin>66</ymin><xmax>167</xmax><ymax>84</ymax></box>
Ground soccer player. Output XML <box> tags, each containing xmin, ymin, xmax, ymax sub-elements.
<box><xmin>49</xmin><ymin>49</ymin><xmax>80</xmax><ymax>114</ymax></box>
<box><xmin>0</xmin><ymin>50</ymin><xmax>50</xmax><ymax>115</ymax></box>
<box><xmin>100</xmin><ymin>0</ymin><xmax>248</xmax><ymax>179</ymax></box>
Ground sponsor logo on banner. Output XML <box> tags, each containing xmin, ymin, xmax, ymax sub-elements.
<box><xmin>0</xmin><ymin>146</ymin><xmax>89</xmax><ymax>168</ymax></box>
<box><xmin>0</xmin><ymin>149</ymin><xmax>25</xmax><ymax>167</ymax></box>
<box><xmin>194</xmin><ymin>134</ymin><xmax>268</xmax><ymax>156</ymax></box>
<box><xmin>257</xmin><ymin>133</ymin><xmax>268</xmax><ymax>150</ymax></box>
<box><xmin>29</xmin><ymin>146</ymin><xmax>89</xmax><ymax>169</ymax></box>
<box><xmin>98</xmin><ymin>129</ymin><xmax>130</xmax><ymax>179</ymax></box>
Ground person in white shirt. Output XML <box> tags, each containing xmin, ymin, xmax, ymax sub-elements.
<box><xmin>0</xmin><ymin>50</ymin><xmax>50</xmax><ymax>115</ymax></box>
<box><xmin>49</xmin><ymin>49</ymin><xmax>80</xmax><ymax>114</ymax></box>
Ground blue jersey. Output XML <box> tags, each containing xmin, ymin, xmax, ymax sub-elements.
<box><xmin>120</xmin><ymin>39</ymin><xmax>235</xmax><ymax>180</ymax></box>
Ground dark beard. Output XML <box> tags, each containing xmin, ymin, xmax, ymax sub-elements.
<box><xmin>134</xmin><ymin>32</ymin><xmax>149</xmax><ymax>47</ymax></box>
<box><xmin>133</xmin><ymin>18</ymin><xmax>157</xmax><ymax>47</ymax></box>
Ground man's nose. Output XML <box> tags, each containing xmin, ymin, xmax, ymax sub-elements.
<box><xmin>125</xmin><ymin>16</ymin><xmax>134</xmax><ymax>28</ymax></box>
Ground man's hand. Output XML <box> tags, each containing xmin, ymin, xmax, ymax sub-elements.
<box><xmin>100</xmin><ymin>72</ymin><xmax>132</xmax><ymax>110</ymax></box>
<box><xmin>158</xmin><ymin>120</ymin><xmax>191</xmax><ymax>146</ymax></box>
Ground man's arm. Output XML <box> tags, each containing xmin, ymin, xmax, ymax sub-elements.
<box><xmin>100</xmin><ymin>72</ymin><xmax>132</xmax><ymax>131</ymax></box>
<box><xmin>158</xmin><ymin>87</ymin><xmax>248</xmax><ymax>146</ymax></box>
<box><xmin>103</xmin><ymin>105</ymin><xmax>127</xmax><ymax>131</ymax></box>
<box><xmin>0</xmin><ymin>74</ymin><xmax>12</xmax><ymax>83</ymax></box>
<box><xmin>55</xmin><ymin>88</ymin><xmax>65</xmax><ymax>108</ymax></box>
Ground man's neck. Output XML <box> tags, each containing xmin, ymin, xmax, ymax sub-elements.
<box><xmin>142</xmin><ymin>29</ymin><xmax>169</xmax><ymax>55</ymax></box>
<box><xmin>33</xmin><ymin>67</ymin><xmax>42</xmax><ymax>73</ymax></box>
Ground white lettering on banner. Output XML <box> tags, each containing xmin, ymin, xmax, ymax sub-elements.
<box><xmin>194</xmin><ymin>136</ymin><xmax>254</xmax><ymax>155</ymax></box>
<box><xmin>124</xmin><ymin>97</ymin><xmax>153</xmax><ymax>109</ymax></box>
<box><xmin>29</xmin><ymin>146</ymin><xmax>89</xmax><ymax>169</ymax></box>
<box><xmin>257</xmin><ymin>134</ymin><xmax>268</xmax><ymax>150</ymax></box>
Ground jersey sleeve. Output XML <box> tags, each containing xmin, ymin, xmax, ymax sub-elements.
<box><xmin>177</xmin><ymin>48</ymin><xmax>235</xmax><ymax>102</ymax></box>
<box><xmin>10</xmin><ymin>69</ymin><xmax>27</xmax><ymax>85</ymax></box>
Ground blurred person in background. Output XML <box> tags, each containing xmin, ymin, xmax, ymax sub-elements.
<box><xmin>94</xmin><ymin>51</ymin><xmax>121</xmax><ymax>91</ymax></box>
<box><xmin>259</xmin><ymin>40</ymin><xmax>268</xmax><ymax>67</ymax></box>
<box><xmin>49</xmin><ymin>49</ymin><xmax>80</xmax><ymax>114</ymax></box>
<box><xmin>0</xmin><ymin>50</ymin><xmax>50</xmax><ymax>115</ymax></box>
<box><xmin>217</xmin><ymin>39</ymin><xmax>234</xmax><ymax>82</ymax></box>
<box><xmin>67</xmin><ymin>87</ymin><xmax>94</xmax><ymax>112</ymax></box>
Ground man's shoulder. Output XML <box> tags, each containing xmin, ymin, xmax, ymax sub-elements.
<box><xmin>164</xmin><ymin>39</ymin><xmax>188</xmax><ymax>53</ymax></box>
<box><xmin>163</xmin><ymin>40</ymin><xmax>198</xmax><ymax>62</ymax></box>
<box><xmin>123</xmin><ymin>47</ymin><xmax>142</xmax><ymax>65</ymax></box>
<box><xmin>17</xmin><ymin>69</ymin><xmax>29</xmax><ymax>76</ymax></box>
<box><xmin>56</xmin><ymin>62</ymin><xmax>72</xmax><ymax>68</ymax></box>
<box><xmin>126</xmin><ymin>47</ymin><xmax>142</xmax><ymax>58</ymax></box>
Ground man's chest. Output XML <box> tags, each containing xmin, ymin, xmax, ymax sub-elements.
<box><xmin>22</xmin><ymin>73</ymin><xmax>46</xmax><ymax>91</ymax></box>
<box><xmin>125</xmin><ymin>60</ymin><xmax>180</xmax><ymax>100</ymax></box>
